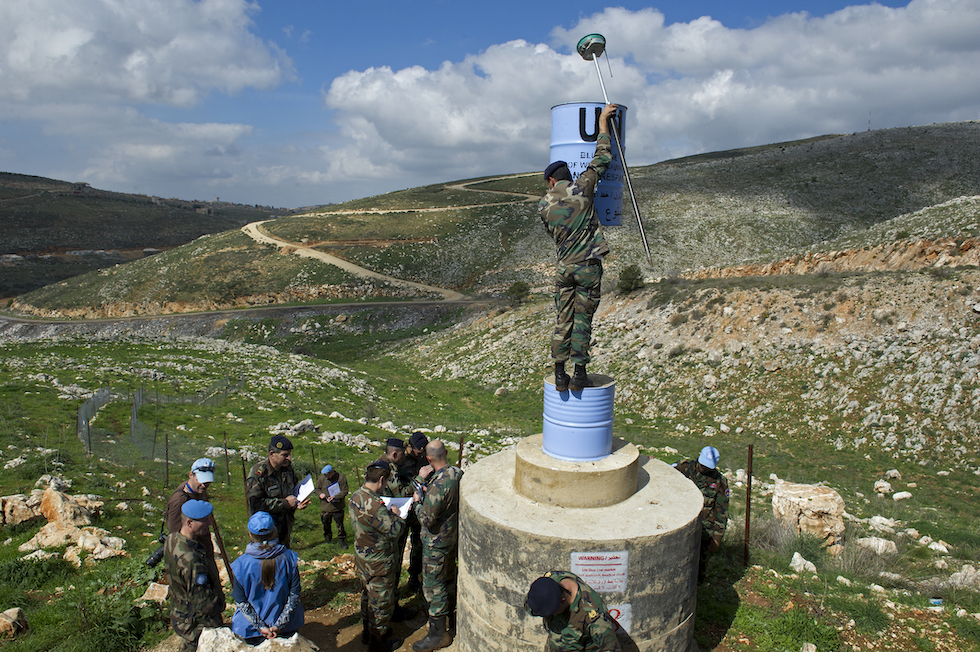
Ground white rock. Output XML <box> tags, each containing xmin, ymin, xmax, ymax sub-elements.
<box><xmin>892</xmin><ymin>491</ymin><xmax>912</xmax><ymax>501</ymax></box>
<box><xmin>837</xmin><ymin>575</ymin><xmax>852</xmax><ymax>586</ymax></box>
<box><xmin>802</xmin><ymin>644</ymin><xmax>817</xmax><ymax>652</ymax></box>
<box><xmin>874</xmin><ymin>479</ymin><xmax>893</xmax><ymax>495</ymax></box>
<box><xmin>772</xmin><ymin>480</ymin><xmax>846</xmax><ymax>553</ymax></box>
<box><xmin>884</xmin><ymin>469</ymin><xmax>902</xmax><ymax>481</ymax></box>
<box><xmin>198</xmin><ymin>627</ymin><xmax>320</xmax><ymax>651</ymax></box>
<box><xmin>928</xmin><ymin>540</ymin><xmax>950</xmax><ymax>554</ymax></box>
<box><xmin>950</xmin><ymin>565</ymin><xmax>980</xmax><ymax>590</ymax></box>
<box><xmin>703</xmin><ymin>374</ymin><xmax>718</xmax><ymax>390</ymax></box>
<box><xmin>869</xmin><ymin>583</ymin><xmax>886</xmax><ymax>593</ymax></box>
<box><xmin>857</xmin><ymin>537</ymin><xmax>898</xmax><ymax>555</ymax></box>
<box><xmin>869</xmin><ymin>516</ymin><xmax>897</xmax><ymax>534</ymax></box>
<box><xmin>790</xmin><ymin>552</ymin><xmax>817</xmax><ymax>574</ymax></box>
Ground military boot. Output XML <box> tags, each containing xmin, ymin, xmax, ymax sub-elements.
<box><xmin>569</xmin><ymin>364</ymin><xmax>592</xmax><ymax>391</ymax></box>
<box><xmin>554</xmin><ymin>362</ymin><xmax>570</xmax><ymax>391</ymax></box>
<box><xmin>412</xmin><ymin>616</ymin><xmax>452</xmax><ymax>652</ymax></box>
<box><xmin>370</xmin><ymin>630</ymin><xmax>403</xmax><ymax>652</ymax></box>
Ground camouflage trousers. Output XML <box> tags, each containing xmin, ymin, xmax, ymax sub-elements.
<box><xmin>397</xmin><ymin>513</ymin><xmax>423</xmax><ymax>585</ymax></box>
<box><xmin>422</xmin><ymin>544</ymin><xmax>458</xmax><ymax>619</ymax></box>
<box><xmin>171</xmin><ymin>607</ymin><xmax>222</xmax><ymax>652</ymax></box>
<box><xmin>552</xmin><ymin>261</ymin><xmax>602</xmax><ymax>366</ymax></box>
<box><xmin>360</xmin><ymin>563</ymin><xmax>399</xmax><ymax>635</ymax></box>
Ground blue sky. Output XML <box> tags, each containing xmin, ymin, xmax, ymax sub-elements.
<box><xmin>2</xmin><ymin>0</ymin><xmax>977</xmax><ymax>208</ymax></box>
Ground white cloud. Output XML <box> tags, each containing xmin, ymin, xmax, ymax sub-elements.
<box><xmin>0</xmin><ymin>0</ymin><xmax>292</xmax><ymax>106</ymax></box>
<box><xmin>317</xmin><ymin>0</ymin><xmax>980</xmax><ymax>196</ymax></box>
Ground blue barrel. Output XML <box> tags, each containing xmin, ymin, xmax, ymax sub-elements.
<box><xmin>550</xmin><ymin>102</ymin><xmax>626</xmax><ymax>226</ymax></box>
<box><xmin>542</xmin><ymin>374</ymin><xmax>615</xmax><ymax>461</ymax></box>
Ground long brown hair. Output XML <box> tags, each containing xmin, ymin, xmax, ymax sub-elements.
<box><xmin>249</xmin><ymin>527</ymin><xmax>281</xmax><ymax>590</ymax></box>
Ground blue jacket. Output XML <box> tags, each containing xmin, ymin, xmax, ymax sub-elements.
<box><xmin>230</xmin><ymin>546</ymin><xmax>304</xmax><ymax>638</ymax></box>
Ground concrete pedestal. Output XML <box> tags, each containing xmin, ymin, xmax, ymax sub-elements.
<box><xmin>457</xmin><ymin>444</ymin><xmax>702</xmax><ymax>652</ymax></box>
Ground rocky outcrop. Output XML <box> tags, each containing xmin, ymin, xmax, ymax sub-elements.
<box><xmin>198</xmin><ymin>627</ymin><xmax>320</xmax><ymax>651</ymax></box>
<box><xmin>0</xmin><ymin>608</ymin><xmax>28</xmax><ymax>638</ymax></box>
<box><xmin>771</xmin><ymin>479</ymin><xmax>846</xmax><ymax>554</ymax></box>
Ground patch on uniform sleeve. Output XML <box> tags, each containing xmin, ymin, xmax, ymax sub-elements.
<box><xmin>195</xmin><ymin>573</ymin><xmax>209</xmax><ymax>586</ymax></box>
<box><xmin>544</xmin><ymin>571</ymin><xmax>553</xmax><ymax>579</ymax></box>
<box><xmin>587</xmin><ymin>609</ymin><xmax>598</xmax><ymax>621</ymax></box>
<box><xmin>725</xmin><ymin>488</ymin><xmax>730</xmax><ymax>497</ymax></box>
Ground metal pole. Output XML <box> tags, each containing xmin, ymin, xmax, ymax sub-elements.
<box><xmin>457</xmin><ymin>434</ymin><xmax>466</xmax><ymax>468</ymax></box>
<box><xmin>744</xmin><ymin>444</ymin><xmax>753</xmax><ymax>566</ymax></box>
<box><xmin>223</xmin><ymin>431</ymin><xmax>231</xmax><ymax>484</ymax></box>
<box><xmin>590</xmin><ymin>55</ymin><xmax>653</xmax><ymax>266</ymax></box>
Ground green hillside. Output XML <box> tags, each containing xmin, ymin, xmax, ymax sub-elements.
<box><xmin>9</xmin><ymin>121</ymin><xmax>980</xmax><ymax>317</ymax></box>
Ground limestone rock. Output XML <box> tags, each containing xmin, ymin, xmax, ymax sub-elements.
<box><xmin>703</xmin><ymin>374</ymin><xmax>718</xmax><ymax>390</ymax></box>
<box><xmin>857</xmin><ymin>537</ymin><xmax>898</xmax><ymax>555</ymax></box>
<box><xmin>884</xmin><ymin>469</ymin><xmax>902</xmax><ymax>481</ymax></box>
<box><xmin>790</xmin><ymin>552</ymin><xmax>817</xmax><ymax>574</ymax></box>
<box><xmin>762</xmin><ymin>360</ymin><xmax>781</xmax><ymax>372</ymax></box>
<box><xmin>198</xmin><ymin>627</ymin><xmax>319</xmax><ymax>651</ymax></box>
<box><xmin>950</xmin><ymin>565</ymin><xmax>980</xmax><ymax>591</ymax></box>
<box><xmin>874</xmin><ymin>479</ymin><xmax>893</xmax><ymax>495</ymax></box>
<box><xmin>771</xmin><ymin>480</ymin><xmax>845</xmax><ymax>553</ymax></box>
<box><xmin>138</xmin><ymin>582</ymin><xmax>170</xmax><ymax>603</ymax></box>
<box><xmin>893</xmin><ymin>491</ymin><xmax>912</xmax><ymax>501</ymax></box>
<box><xmin>1</xmin><ymin>495</ymin><xmax>40</xmax><ymax>526</ymax></box>
<box><xmin>0</xmin><ymin>607</ymin><xmax>28</xmax><ymax>638</ymax></box>
<box><xmin>39</xmin><ymin>488</ymin><xmax>96</xmax><ymax>526</ymax></box>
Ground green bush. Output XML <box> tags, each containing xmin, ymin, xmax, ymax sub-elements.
<box><xmin>617</xmin><ymin>264</ymin><xmax>645</xmax><ymax>293</ymax></box>
<box><xmin>505</xmin><ymin>281</ymin><xmax>530</xmax><ymax>306</ymax></box>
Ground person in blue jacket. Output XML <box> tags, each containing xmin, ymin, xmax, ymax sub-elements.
<box><xmin>230</xmin><ymin>511</ymin><xmax>304</xmax><ymax>644</ymax></box>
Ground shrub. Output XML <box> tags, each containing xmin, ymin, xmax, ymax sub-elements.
<box><xmin>617</xmin><ymin>264</ymin><xmax>645</xmax><ymax>293</ymax></box>
<box><xmin>505</xmin><ymin>281</ymin><xmax>530</xmax><ymax>306</ymax></box>
<box><xmin>669</xmin><ymin>312</ymin><xmax>689</xmax><ymax>327</ymax></box>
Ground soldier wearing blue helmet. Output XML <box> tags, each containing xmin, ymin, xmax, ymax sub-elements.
<box><xmin>674</xmin><ymin>445</ymin><xmax>730</xmax><ymax>583</ymax></box>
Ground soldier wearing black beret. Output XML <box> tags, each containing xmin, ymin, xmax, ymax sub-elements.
<box><xmin>246</xmin><ymin>435</ymin><xmax>309</xmax><ymax>548</ymax></box>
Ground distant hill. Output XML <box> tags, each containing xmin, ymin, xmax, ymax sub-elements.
<box><xmin>8</xmin><ymin>121</ymin><xmax>980</xmax><ymax>317</ymax></box>
<box><xmin>0</xmin><ymin>172</ymin><xmax>287</xmax><ymax>297</ymax></box>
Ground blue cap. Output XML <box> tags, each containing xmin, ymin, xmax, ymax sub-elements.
<box><xmin>191</xmin><ymin>458</ymin><xmax>215</xmax><ymax>484</ymax></box>
<box><xmin>247</xmin><ymin>511</ymin><xmax>275</xmax><ymax>536</ymax></box>
<box><xmin>181</xmin><ymin>499</ymin><xmax>213</xmax><ymax>520</ymax></box>
<box><xmin>699</xmin><ymin>446</ymin><xmax>720</xmax><ymax>469</ymax></box>
<box><xmin>321</xmin><ymin>464</ymin><xmax>333</xmax><ymax>474</ymax></box>
<box><xmin>544</xmin><ymin>160</ymin><xmax>567</xmax><ymax>180</ymax></box>
<box><xmin>526</xmin><ymin>576</ymin><xmax>562</xmax><ymax>616</ymax></box>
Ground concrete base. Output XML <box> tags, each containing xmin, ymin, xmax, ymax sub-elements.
<box><xmin>514</xmin><ymin>435</ymin><xmax>639</xmax><ymax>508</ymax></box>
<box><xmin>458</xmin><ymin>444</ymin><xmax>702</xmax><ymax>652</ymax></box>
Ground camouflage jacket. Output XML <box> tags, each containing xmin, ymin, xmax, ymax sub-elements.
<box><xmin>676</xmin><ymin>460</ymin><xmax>730</xmax><ymax>539</ymax></box>
<box><xmin>530</xmin><ymin>571</ymin><xmax>621</xmax><ymax>652</ymax></box>
<box><xmin>414</xmin><ymin>465</ymin><xmax>463</xmax><ymax>550</ymax></box>
<box><xmin>374</xmin><ymin>454</ymin><xmax>415</xmax><ymax>498</ymax></box>
<box><xmin>315</xmin><ymin>470</ymin><xmax>348</xmax><ymax>514</ymax></box>
<box><xmin>164</xmin><ymin>531</ymin><xmax>225</xmax><ymax>634</ymax></box>
<box><xmin>350</xmin><ymin>485</ymin><xmax>405</xmax><ymax>578</ymax></box>
<box><xmin>539</xmin><ymin>133</ymin><xmax>612</xmax><ymax>266</ymax></box>
<box><xmin>246</xmin><ymin>460</ymin><xmax>298</xmax><ymax>534</ymax></box>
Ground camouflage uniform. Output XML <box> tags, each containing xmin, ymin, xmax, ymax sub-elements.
<box><xmin>315</xmin><ymin>469</ymin><xmax>348</xmax><ymax>541</ymax></box>
<box><xmin>376</xmin><ymin>452</ymin><xmax>425</xmax><ymax>587</ymax></box>
<box><xmin>350</xmin><ymin>484</ymin><xmax>405</xmax><ymax>636</ymax></box>
<box><xmin>246</xmin><ymin>460</ymin><xmax>299</xmax><ymax>548</ymax></box>
<box><xmin>539</xmin><ymin>133</ymin><xmax>612</xmax><ymax>366</ymax></box>
<box><xmin>164</xmin><ymin>531</ymin><xmax>225</xmax><ymax>652</ymax></box>
<box><xmin>676</xmin><ymin>460</ymin><xmax>730</xmax><ymax>581</ymax></box>
<box><xmin>529</xmin><ymin>571</ymin><xmax>620</xmax><ymax>652</ymax></box>
<box><xmin>414</xmin><ymin>464</ymin><xmax>463</xmax><ymax>619</ymax></box>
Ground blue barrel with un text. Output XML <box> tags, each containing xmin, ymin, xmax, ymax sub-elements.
<box><xmin>549</xmin><ymin>102</ymin><xmax>626</xmax><ymax>226</ymax></box>
<box><xmin>542</xmin><ymin>374</ymin><xmax>615</xmax><ymax>461</ymax></box>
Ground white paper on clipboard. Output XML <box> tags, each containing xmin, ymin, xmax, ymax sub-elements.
<box><xmin>381</xmin><ymin>496</ymin><xmax>414</xmax><ymax>519</ymax></box>
<box><xmin>295</xmin><ymin>474</ymin><xmax>314</xmax><ymax>503</ymax></box>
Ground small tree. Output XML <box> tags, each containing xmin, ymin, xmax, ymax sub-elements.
<box><xmin>505</xmin><ymin>281</ymin><xmax>530</xmax><ymax>306</ymax></box>
<box><xmin>618</xmin><ymin>264</ymin><xmax>645</xmax><ymax>294</ymax></box>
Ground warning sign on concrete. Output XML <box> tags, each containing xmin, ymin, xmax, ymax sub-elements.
<box><xmin>607</xmin><ymin>603</ymin><xmax>632</xmax><ymax>634</ymax></box>
<box><xmin>570</xmin><ymin>550</ymin><xmax>629</xmax><ymax>593</ymax></box>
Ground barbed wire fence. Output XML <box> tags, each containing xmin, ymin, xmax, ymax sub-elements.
<box><xmin>75</xmin><ymin>376</ymin><xmax>254</xmax><ymax>491</ymax></box>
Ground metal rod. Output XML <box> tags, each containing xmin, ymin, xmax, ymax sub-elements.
<box><xmin>590</xmin><ymin>54</ymin><xmax>653</xmax><ymax>267</ymax></box>
<box><xmin>744</xmin><ymin>444</ymin><xmax>753</xmax><ymax>566</ymax></box>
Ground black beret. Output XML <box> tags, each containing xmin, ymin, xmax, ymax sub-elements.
<box><xmin>544</xmin><ymin>160</ymin><xmax>568</xmax><ymax>180</ymax></box>
<box><xmin>368</xmin><ymin>459</ymin><xmax>391</xmax><ymax>472</ymax></box>
<box><xmin>409</xmin><ymin>431</ymin><xmax>429</xmax><ymax>450</ymax></box>
<box><xmin>526</xmin><ymin>576</ymin><xmax>562</xmax><ymax>617</ymax></box>
<box><xmin>386</xmin><ymin>438</ymin><xmax>405</xmax><ymax>450</ymax></box>
<box><xmin>269</xmin><ymin>434</ymin><xmax>293</xmax><ymax>451</ymax></box>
